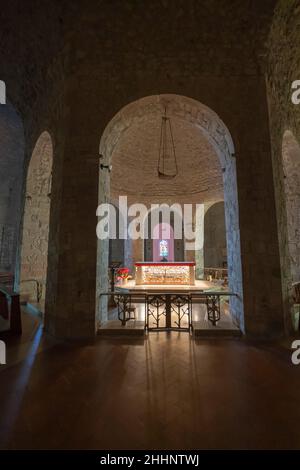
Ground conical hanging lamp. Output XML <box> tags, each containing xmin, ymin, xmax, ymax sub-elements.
<box><xmin>157</xmin><ymin>107</ymin><xmax>178</xmax><ymax>179</ymax></box>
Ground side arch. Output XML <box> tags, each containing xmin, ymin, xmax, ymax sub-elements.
<box><xmin>20</xmin><ymin>131</ymin><xmax>53</xmax><ymax>307</ymax></box>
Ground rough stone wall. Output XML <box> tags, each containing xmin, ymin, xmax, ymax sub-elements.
<box><xmin>0</xmin><ymin>1</ymin><xmax>286</xmax><ymax>338</ymax></box>
<box><xmin>267</xmin><ymin>0</ymin><xmax>300</xmax><ymax>333</ymax></box>
<box><xmin>204</xmin><ymin>202</ymin><xmax>227</xmax><ymax>268</ymax></box>
<box><xmin>0</xmin><ymin>1</ymin><xmax>70</xmax><ymax>334</ymax></box>
<box><xmin>282</xmin><ymin>130</ymin><xmax>300</xmax><ymax>283</ymax></box>
<box><xmin>0</xmin><ymin>103</ymin><xmax>24</xmax><ymax>273</ymax></box>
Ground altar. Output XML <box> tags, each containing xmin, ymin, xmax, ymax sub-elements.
<box><xmin>114</xmin><ymin>261</ymin><xmax>227</xmax><ymax>293</ymax></box>
<box><xmin>135</xmin><ymin>262</ymin><xmax>195</xmax><ymax>286</ymax></box>
<box><xmin>111</xmin><ymin>261</ymin><xmax>232</xmax><ymax>331</ymax></box>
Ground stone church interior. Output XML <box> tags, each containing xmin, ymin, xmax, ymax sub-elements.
<box><xmin>0</xmin><ymin>0</ymin><xmax>300</xmax><ymax>455</ymax></box>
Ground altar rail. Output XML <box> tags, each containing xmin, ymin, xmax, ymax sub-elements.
<box><xmin>100</xmin><ymin>291</ymin><xmax>236</xmax><ymax>331</ymax></box>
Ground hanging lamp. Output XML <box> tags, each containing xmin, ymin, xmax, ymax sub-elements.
<box><xmin>157</xmin><ymin>107</ymin><xmax>178</xmax><ymax>179</ymax></box>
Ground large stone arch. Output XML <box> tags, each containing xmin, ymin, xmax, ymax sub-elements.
<box><xmin>20</xmin><ymin>131</ymin><xmax>53</xmax><ymax>308</ymax></box>
<box><xmin>100</xmin><ymin>94</ymin><xmax>235</xmax><ymax>170</ymax></box>
<box><xmin>20</xmin><ymin>1</ymin><xmax>283</xmax><ymax>340</ymax></box>
<box><xmin>98</xmin><ymin>94</ymin><xmax>243</xmax><ymax>330</ymax></box>
<box><xmin>281</xmin><ymin>130</ymin><xmax>300</xmax><ymax>330</ymax></box>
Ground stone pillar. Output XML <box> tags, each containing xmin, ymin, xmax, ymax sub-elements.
<box><xmin>235</xmin><ymin>77</ymin><xmax>284</xmax><ymax>338</ymax></box>
<box><xmin>44</xmin><ymin>83</ymin><xmax>101</xmax><ymax>338</ymax></box>
<box><xmin>124</xmin><ymin>238</ymin><xmax>133</xmax><ymax>270</ymax></box>
<box><xmin>131</xmin><ymin>238</ymin><xmax>143</xmax><ymax>265</ymax></box>
<box><xmin>194</xmin><ymin>204</ymin><xmax>205</xmax><ymax>279</ymax></box>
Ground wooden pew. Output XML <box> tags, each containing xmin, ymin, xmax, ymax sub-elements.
<box><xmin>0</xmin><ymin>285</ymin><xmax>22</xmax><ymax>335</ymax></box>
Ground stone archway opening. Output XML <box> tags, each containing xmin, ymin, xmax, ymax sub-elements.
<box><xmin>282</xmin><ymin>130</ymin><xmax>300</xmax><ymax>282</ymax></box>
<box><xmin>20</xmin><ymin>131</ymin><xmax>53</xmax><ymax>310</ymax></box>
<box><xmin>97</xmin><ymin>94</ymin><xmax>243</xmax><ymax>331</ymax></box>
<box><xmin>143</xmin><ymin>205</ymin><xmax>185</xmax><ymax>263</ymax></box>
<box><xmin>281</xmin><ymin>130</ymin><xmax>300</xmax><ymax>329</ymax></box>
<box><xmin>152</xmin><ymin>223</ymin><xmax>174</xmax><ymax>262</ymax></box>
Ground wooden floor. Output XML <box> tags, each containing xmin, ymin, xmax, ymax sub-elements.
<box><xmin>1</xmin><ymin>317</ymin><xmax>300</xmax><ymax>449</ymax></box>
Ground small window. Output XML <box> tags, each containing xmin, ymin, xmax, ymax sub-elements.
<box><xmin>159</xmin><ymin>239</ymin><xmax>168</xmax><ymax>258</ymax></box>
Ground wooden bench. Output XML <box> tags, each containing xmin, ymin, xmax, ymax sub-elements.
<box><xmin>0</xmin><ymin>285</ymin><xmax>22</xmax><ymax>335</ymax></box>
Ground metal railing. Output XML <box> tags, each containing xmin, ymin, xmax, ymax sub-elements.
<box><xmin>100</xmin><ymin>290</ymin><xmax>236</xmax><ymax>331</ymax></box>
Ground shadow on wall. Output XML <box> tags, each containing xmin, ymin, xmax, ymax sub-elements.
<box><xmin>204</xmin><ymin>202</ymin><xmax>227</xmax><ymax>269</ymax></box>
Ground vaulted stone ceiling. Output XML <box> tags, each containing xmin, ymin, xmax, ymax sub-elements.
<box><xmin>110</xmin><ymin>108</ymin><xmax>223</xmax><ymax>205</ymax></box>
<box><xmin>101</xmin><ymin>94</ymin><xmax>236</xmax><ymax>205</ymax></box>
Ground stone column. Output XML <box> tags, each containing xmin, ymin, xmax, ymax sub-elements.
<box><xmin>195</xmin><ymin>204</ymin><xmax>205</xmax><ymax>279</ymax></box>
<box><xmin>234</xmin><ymin>77</ymin><xmax>284</xmax><ymax>338</ymax></box>
<box><xmin>44</xmin><ymin>82</ymin><xmax>101</xmax><ymax>338</ymax></box>
<box><xmin>124</xmin><ymin>238</ymin><xmax>133</xmax><ymax>270</ymax></box>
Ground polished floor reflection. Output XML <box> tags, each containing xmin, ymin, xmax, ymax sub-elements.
<box><xmin>1</xmin><ymin>319</ymin><xmax>300</xmax><ymax>449</ymax></box>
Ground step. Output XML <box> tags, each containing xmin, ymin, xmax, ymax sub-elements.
<box><xmin>192</xmin><ymin>319</ymin><xmax>241</xmax><ymax>337</ymax></box>
<box><xmin>98</xmin><ymin>320</ymin><xmax>145</xmax><ymax>336</ymax></box>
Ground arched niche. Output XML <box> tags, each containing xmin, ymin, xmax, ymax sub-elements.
<box><xmin>143</xmin><ymin>205</ymin><xmax>184</xmax><ymax>263</ymax></box>
<box><xmin>282</xmin><ymin>130</ymin><xmax>300</xmax><ymax>285</ymax></box>
<box><xmin>152</xmin><ymin>223</ymin><xmax>175</xmax><ymax>262</ymax></box>
<box><xmin>20</xmin><ymin>131</ymin><xmax>53</xmax><ymax>308</ymax></box>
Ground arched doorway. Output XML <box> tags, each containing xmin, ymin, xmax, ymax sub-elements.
<box><xmin>282</xmin><ymin>130</ymin><xmax>300</xmax><ymax>282</ymax></box>
<box><xmin>152</xmin><ymin>223</ymin><xmax>174</xmax><ymax>262</ymax></box>
<box><xmin>20</xmin><ymin>131</ymin><xmax>53</xmax><ymax>309</ymax></box>
<box><xmin>97</xmin><ymin>94</ymin><xmax>243</xmax><ymax>330</ymax></box>
<box><xmin>143</xmin><ymin>206</ymin><xmax>184</xmax><ymax>262</ymax></box>
<box><xmin>281</xmin><ymin>130</ymin><xmax>300</xmax><ymax>329</ymax></box>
